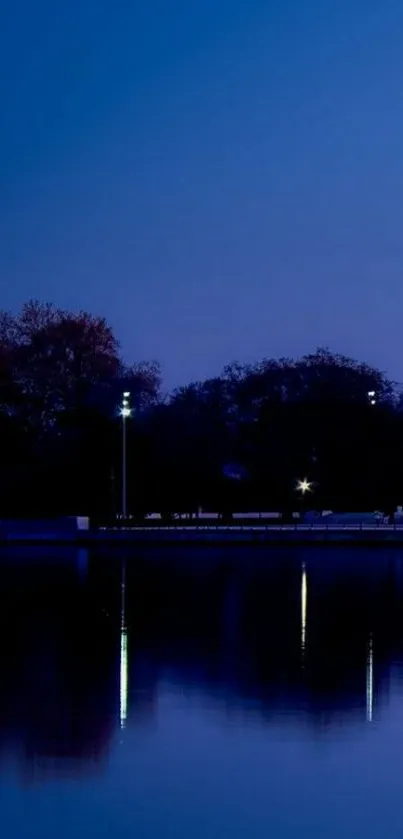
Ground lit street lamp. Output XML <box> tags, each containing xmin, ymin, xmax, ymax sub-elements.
<box><xmin>120</xmin><ymin>392</ymin><xmax>131</xmax><ymax>519</ymax></box>
<box><xmin>296</xmin><ymin>478</ymin><xmax>312</xmax><ymax>495</ymax></box>
<box><xmin>368</xmin><ymin>390</ymin><xmax>376</xmax><ymax>406</ymax></box>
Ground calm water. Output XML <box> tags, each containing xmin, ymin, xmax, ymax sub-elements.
<box><xmin>1</xmin><ymin>546</ymin><xmax>403</xmax><ymax>838</ymax></box>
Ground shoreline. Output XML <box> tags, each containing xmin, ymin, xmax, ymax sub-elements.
<box><xmin>2</xmin><ymin>524</ymin><xmax>403</xmax><ymax>546</ymax></box>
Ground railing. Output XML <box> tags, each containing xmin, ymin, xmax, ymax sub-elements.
<box><xmin>99</xmin><ymin>521</ymin><xmax>403</xmax><ymax>532</ymax></box>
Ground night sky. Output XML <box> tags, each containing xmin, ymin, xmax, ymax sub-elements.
<box><xmin>1</xmin><ymin>1</ymin><xmax>403</xmax><ymax>387</ymax></box>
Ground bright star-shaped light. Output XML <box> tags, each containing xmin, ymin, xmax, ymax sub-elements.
<box><xmin>296</xmin><ymin>478</ymin><xmax>312</xmax><ymax>495</ymax></box>
<box><xmin>120</xmin><ymin>392</ymin><xmax>131</xmax><ymax>418</ymax></box>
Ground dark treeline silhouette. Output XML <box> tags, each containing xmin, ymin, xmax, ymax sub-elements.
<box><xmin>1</xmin><ymin>299</ymin><xmax>402</xmax><ymax>515</ymax></box>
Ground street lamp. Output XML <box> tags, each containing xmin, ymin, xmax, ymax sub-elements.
<box><xmin>296</xmin><ymin>478</ymin><xmax>312</xmax><ymax>495</ymax></box>
<box><xmin>119</xmin><ymin>392</ymin><xmax>131</xmax><ymax>519</ymax></box>
<box><xmin>368</xmin><ymin>390</ymin><xmax>376</xmax><ymax>406</ymax></box>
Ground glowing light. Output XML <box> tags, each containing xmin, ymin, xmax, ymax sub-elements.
<box><xmin>301</xmin><ymin>564</ymin><xmax>307</xmax><ymax>655</ymax></box>
<box><xmin>120</xmin><ymin>391</ymin><xmax>131</xmax><ymax>418</ymax></box>
<box><xmin>297</xmin><ymin>478</ymin><xmax>312</xmax><ymax>495</ymax></box>
<box><xmin>366</xmin><ymin>636</ymin><xmax>373</xmax><ymax>723</ymax></box>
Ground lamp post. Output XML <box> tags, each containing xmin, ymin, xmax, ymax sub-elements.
<box><xmin>120</xmin><ymin>392</ymin><xmax>131</xmax><ymax>519</ymax></box>
<box><xmin>368</xmin><ymin>390</ymin><xmax>376</xmax><ymax>406</ymax></box>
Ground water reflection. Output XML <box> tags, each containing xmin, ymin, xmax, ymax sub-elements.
<box><xmin>0</xmin><ymin>548</ymin><xmax>117</xmax><ymax>782</ymax></box>
<box><xmin>120</xmin><ymin>562</ymin><xmax>128</xmax><ymax>729</ymax></box>
<box><xmin>301</xmin><ymin>562</ymin><xmax>307</xmax><ymax>659</ymax></box>
<box><xmin>367</xmin><ymin>635</ymin><xmax>373</xmax><ymax>723</ymax></box>
<box><xmin>0</xmin><ymin>547</ymin><xmax>403</xmax><ymax>781</ymax></box>
<box><xmin>77</xmin><ymin>547</ymin><xmax>89</xmax><ymax>582</ymax></box>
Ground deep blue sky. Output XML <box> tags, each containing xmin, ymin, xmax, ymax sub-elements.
<box><xmin>1</xmin><ymin>1</ymin><xmax>403</xmax><ymax>387</ymax></box>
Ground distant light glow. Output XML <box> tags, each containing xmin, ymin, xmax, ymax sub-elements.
<box><xmin>120</xmin><ymin>391</ymin><xmax>131</xmax><ymax>418</ymax></box>
<box><xmin>301</xmin><ymin>564</ymin><xmax>307</xmax><ymax>656</ymax></box>
<box><xmin>366</xmin><ymin>636</ymin><xmax>373</xmax><ymax>723</ymax></box>
<box><xmin>297</xmin><ymin>478</ymin><xmax>312</xmax><ymax>495</ymax></box>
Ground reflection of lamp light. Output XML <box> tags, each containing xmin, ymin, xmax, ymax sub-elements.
<box><xmin>120</xmin><ymin>562</ymin><xmax>128</xmax><ymax>729</ymax></box>
<box><xmin>120</xmin><ymin>630</ymin><xmax>128</xmax><ymax>728</ymax></box>
<box><xmin>301</xmin><ymin>564</ymin><xmax>307</xmax><ymax>656</ymax></box>
<box><xmin>366</xmin><ymin>636</ymin><xmax>373</xmax><ymax>723</ymax></box>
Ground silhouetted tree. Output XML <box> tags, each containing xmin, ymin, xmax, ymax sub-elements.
<box><xmin>0</xmin><ymin>301</ymin><xmax>402</xmax><ymax>516</ymax></box>
<box><xmin>0</xmin><ymin>301</ymin><xmax>161</xmax><ymax>514</ymax></box>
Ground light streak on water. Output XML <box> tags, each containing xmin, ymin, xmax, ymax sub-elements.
<box><xmin>120</xmin><ymin>562</ymin><xmax>128</xmax><ymax>729</ymax></box>
<box><xmin>366</xmin><ymin>636</ymin><xmax>373</xmax><ymax>723</ymax></box>
<box><xmin>301</xmin><ymin>564</ymin><xmax>307</xmax><ymax>655</ymax></box>
<box><xmin>120</xmin><ymin>630</ymin><xmax>128</xmax><ymax>728</ymax></box>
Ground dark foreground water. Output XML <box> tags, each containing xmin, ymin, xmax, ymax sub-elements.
<box><xmin>1</xmin><ymin>546</ymin><xmax>403</xmax><ymax>838</ymax></box>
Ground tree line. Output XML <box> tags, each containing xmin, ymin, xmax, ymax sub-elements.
<box><xmin>0</xmin><ymin>300</ymin><xmax>401</xmax><ymax>517</ymax></box>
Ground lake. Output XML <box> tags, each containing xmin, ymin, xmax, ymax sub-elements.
<box><xmin>1</xmin><ymin>545</ymin><xmax>403</xmax><ymax>838</ymax></box>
